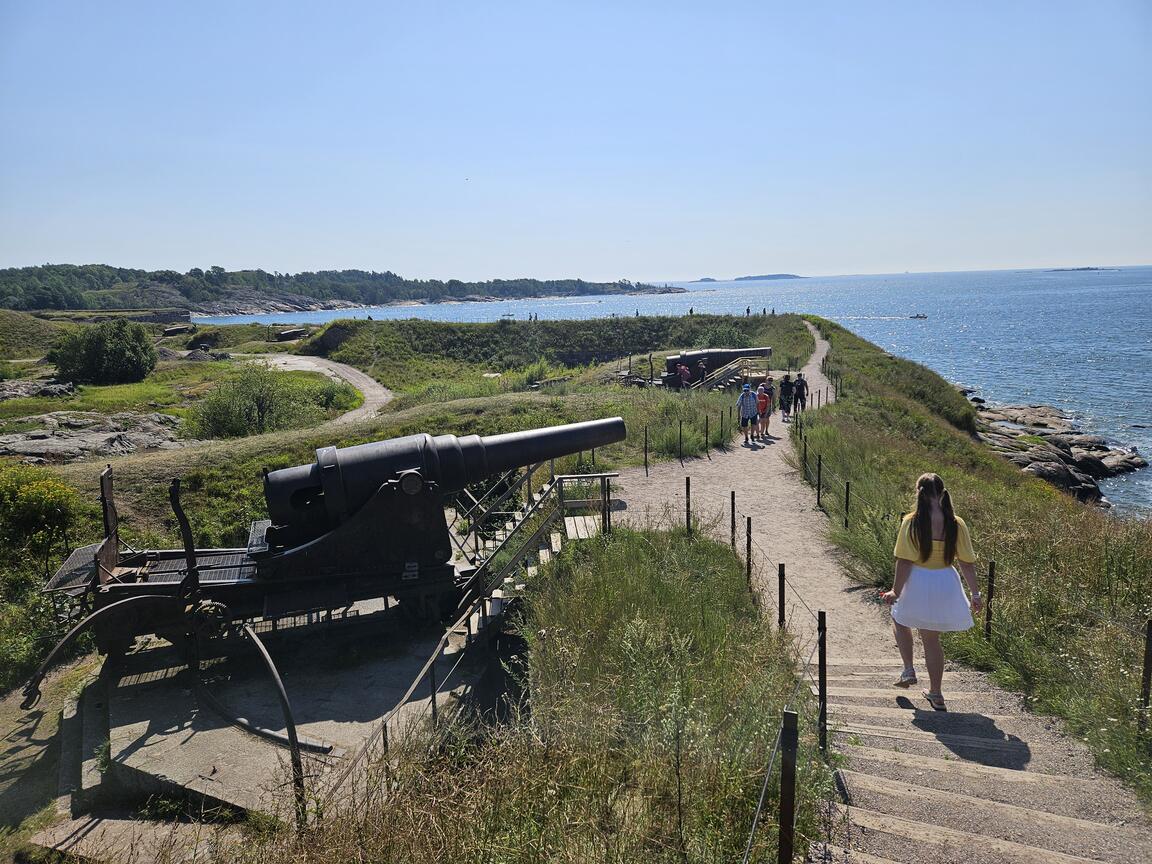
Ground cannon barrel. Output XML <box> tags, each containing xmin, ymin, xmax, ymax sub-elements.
<box><xmin>264</xmin><ymin>417</ymin><xmax>626</xmax><ymax>530</ymax></box>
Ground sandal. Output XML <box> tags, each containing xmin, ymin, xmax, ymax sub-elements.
<box><xmin>892</xmin><ymin>670</ymin><xmax>917</xmax><ymax>688</ymax></box>
<box><xmin>923</xmin><ymin>690</ymin><xmax>947</xmax><ymax>711</ymax></box>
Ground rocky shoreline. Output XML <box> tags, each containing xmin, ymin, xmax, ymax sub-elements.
<box><xmin>191</xmin><ymin>285</ymin><xmax>686</xmax><ymax>316</ymax></box>
<box><xmin>964</xmin><ymin>394</ymin><xmax>1147</xmax><ymax>504</ymax></box>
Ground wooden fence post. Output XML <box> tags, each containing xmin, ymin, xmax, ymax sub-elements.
<box><xmin>778</xmin><ymin>563</ymin><xmax>786</xmax><ymax>630</ymax></box>
<box><xmin>844</xmin><ymin>481</ymin><xmax>851</xmax><ymax>529</ymax></box>
<box><xmin>644</xmin><ymin>426</ymin><xmax>649</xmax><ymax>477</ymax></box>
<box><xmin>685</xmin><ymin>476</ymin><xmax>691</xmax><ymax>535</ymax></box>
<box><xmin>818</xmin><ymin>610</ymin><xmax>828</xmax><ymax>756</ymax></box>
<box><xmin>730</xmin><ymin>491</ymin><xmax>736</xmax><ymax>549</ymax></box>
<box><xmin>705</xmin><ymin>414</ymin><xmax>710</xmax><ymax>457</ymax></box>
<box><xmin>679</xmin><ymin>420</ymin><xmax>683</xmax><ymax>463</ymax></box>
<box><xmin>778</xmin><ymin>710</ymin><xmax>798</xmax><ymax>864</ymax></box>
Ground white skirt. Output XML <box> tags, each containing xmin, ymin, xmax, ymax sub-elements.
<box><xmin>891</xmin><ymin>564</ymin><xmax>974</xmax><ymax>632</ymax></box>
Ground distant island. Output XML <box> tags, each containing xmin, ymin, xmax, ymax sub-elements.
<box><xmin>0</xmin><ymin>264</ymin><xmax>683</xmax><ymax>315</ymax></box>
<box><xmin>691</xmin><ymin>273</ymin><xmax>803</xmax><ymax>283</ymax></box>
<box><xmin>1048</xmin><ymin>267</ymin><xmax>1119</xmax><ymax>272</ymax></box>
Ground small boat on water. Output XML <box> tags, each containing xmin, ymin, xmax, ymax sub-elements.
<box><xmin>910</xmin><ymin>313</ymin><xmax>928</xmax><ymax>319</ymax></box>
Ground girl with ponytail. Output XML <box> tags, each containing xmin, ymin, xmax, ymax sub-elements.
<box><xmin>880</xmin><ymin>473</ymin><xmax>982</xmax><ymax>711</ymax></box>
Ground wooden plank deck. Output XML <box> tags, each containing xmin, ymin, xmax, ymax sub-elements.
<box><xmin>563</xmin><ymin>515</ymin><xmax>601</xmax><ymax>540</ymax></box>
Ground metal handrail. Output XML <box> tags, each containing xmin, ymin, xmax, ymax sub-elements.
<box><xmin>690</xmin><ymin>355</ymin><xmax>772</xmax><ymax>390</ymax></box>
<box><xmin>458</xmin><ymin>476</ymin><xmax>560</xmax><ymax>600</ymax></box>
<box><xmin>452</xmin><ymin>465</ymin><xmax>520</xmax><ymax>525</ymax></box>
<box><xmin>482</xmin><ymin>506</ymin><xmax>562</xmax><ymax>595</ymax></box>
<box><xmin>470</xmin><ymin>461</ymin><xmax>545</xmax><ymax>534</ymax></box>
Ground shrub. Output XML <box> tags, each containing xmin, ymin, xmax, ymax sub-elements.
<box><xmin>47</xmin><ymin>319</ymin><xmax>157</xmax><ymax>384</ymax></box>
<box><xmin>0</xmin><ymin>463</ymin><xmax>83</xmax><ymax>692</ymax></box>
<box><xmin>0</xmin><ymin>463</ymin><xmax>79</xmax><ymax>556</ymax></box>
<box><xmin>188</xmin><ymin>363</ymin><xmax>358</xmax><ymax>439</ymax></box>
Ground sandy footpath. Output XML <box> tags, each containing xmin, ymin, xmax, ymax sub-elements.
<box><xmin>247</xmin><ymin>354</ymin><xmax>393</xmax><ymax>425</ymax></box>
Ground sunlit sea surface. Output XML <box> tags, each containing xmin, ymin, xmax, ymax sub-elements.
<box><xmin>199</xmin><ymin>267</ymin><xmax>1152</xmax><ymax>512</ymax></box>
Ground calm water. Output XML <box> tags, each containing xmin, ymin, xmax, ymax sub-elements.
<box><xmin>199</xmin><ymin>267</ymin><xmax>1152</xmax><ymax>512</ymax></box>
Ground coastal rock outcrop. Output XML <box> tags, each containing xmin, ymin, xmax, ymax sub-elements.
<box><xmin>0</xmin><ymin>379</ymin><xmax>75</xmax><ymax>401</ymax></box>
<box><xmin>968</xmin><ymin>400</ymin><xmax>1146</xmax><ymax>504</ymax></box>
<box><xmin>0</xmin><ymin>411</ymin><xmax>187</xmax><ymax>463</ymax></box>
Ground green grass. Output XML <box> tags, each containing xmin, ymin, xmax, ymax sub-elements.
<box><xmin>225</xmin><ymin>529</ymin><xmax>831</xmax><ymax>863</ymax></box>
<box><xmin>300</xmin><ymin>313</ymin><xmax>815</xmax><ymax>408</ymax></box>
<box><xmin>798</xmin><ymin>316</ymin><xmax>1152</xmax><ymax>804</ymax></box>
<box><xmin>0</xmin><ymin>309</ymin><xmax>69</xmax><ymax>360</ymax></box>
<box><xmin>0</xmin><ymin>361</ymin><xmax>356</xmax><ymax>428</ymax></box>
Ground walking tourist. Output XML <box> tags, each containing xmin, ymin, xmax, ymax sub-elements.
<box><xmin>696</xmin><ymin>358</ymin><xmax>708</xmax><ymax>384</ymax></box>
<box><xmin>678</xmin><ymin>363</ymin><xmax>691</xmax><ymax>390</ymax></box>
<box><xmin>792</xmin><ymin>372</ymin><xmax>808</xmax><ymax>413</ymax></box>
<box><xmin>736</xmin><ymin>383</ymin><xmax>759</xmax><ymax>445</ymax></box>
<box><xmin>754</xmin><ymin>382</ymin><xmax>771</xmax><ymax>440</ymax></box>
<box><xmin>778</xmin><ymin>374</ymin><xmax>794</xmax><ymax>422</ymax></box>
<box><xmin>758</xmin><ymin>376</ymin><xmax>776</xmax><ymax>437</ymax></box>
<box><xmin>880</xmin><ymin>473</ymin><xmax>983</xmax><ymax>711</ymax></box>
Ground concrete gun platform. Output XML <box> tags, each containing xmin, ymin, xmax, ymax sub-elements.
<box><xmin>105</xmin><ymin>609</ymin><xmax>488</xmax><ymax>818</ymax></box>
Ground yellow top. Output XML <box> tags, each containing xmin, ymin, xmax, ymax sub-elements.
<box><xmin>893</xmin><ymin>514</ymin><xmax>976</xmax><ymax>568</ymax></box>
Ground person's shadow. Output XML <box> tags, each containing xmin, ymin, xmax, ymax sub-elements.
<box><xmin>893</xmin><ymin>695</ymin><xmax>1032</xmax><ymax>770</ymax></box>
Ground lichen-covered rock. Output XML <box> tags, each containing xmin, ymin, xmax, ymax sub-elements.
<box><xmin>0</xmin><ymin>379</ymin><xmax>75</xmax><ymax>401</ymax></box>
<box><xmin>968</xmin><ymin>397</ymin><xmax>1143</xmax><ymax>506</ymax></box>
<box><xmin>0</xmin><ymin>411</ymin><xmax>187</xmax><ymax>463</ymax></box>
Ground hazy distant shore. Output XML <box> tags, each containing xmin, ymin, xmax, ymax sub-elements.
<box><xmin>192</xmin><ymin>285</ymin><xmax>687</xmax><ymax>317</ymax></box>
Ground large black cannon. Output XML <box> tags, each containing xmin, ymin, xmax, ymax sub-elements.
<box><xmin>36</xmin><ymin>417</ymin><xmax>626</xmax><ymax>656</ymax></box>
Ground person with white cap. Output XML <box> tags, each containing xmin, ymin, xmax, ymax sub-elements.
<box><xmin>736</xmin><ymin>383</ymin><xmax>759</xmax><ymax>445</ymax></box>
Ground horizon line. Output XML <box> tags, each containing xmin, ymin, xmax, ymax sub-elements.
<box><xmin>3</xmin><ymin>260</ymin><xmax>1151</xmax><ymax>284</ymax></box>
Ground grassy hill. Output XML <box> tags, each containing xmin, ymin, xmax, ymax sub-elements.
<box><xmin>301</xmin><ymin>312</ymin><xmax>814</xmax><ymax>407</ymax></box>
<box><xmin>0</xmin><ymin>309</ymin><xmax>67</xmax><ymax>361</ymax></box>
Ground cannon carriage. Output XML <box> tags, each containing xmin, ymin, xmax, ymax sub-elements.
<box><xmin>23</xmin><ymin>417</ymin><xmax>626</xmax><ymax>710</ymax></box>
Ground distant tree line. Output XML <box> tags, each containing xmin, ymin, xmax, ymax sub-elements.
<box><xmin>0</xmin><ymin>263</ymin><xmax>658</xmax><ymax>311</ymax></box>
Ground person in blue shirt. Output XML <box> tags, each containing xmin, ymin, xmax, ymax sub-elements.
<box><xmin>736</xmin><ymin>383</ymin><xmax>759</xmax><ymax>445</ymax></box>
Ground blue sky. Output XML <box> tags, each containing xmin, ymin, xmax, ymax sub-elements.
<box><xmin>1</xmin><ymin>1</ymin><xmax>1149</xmax><ymax>280</ymax></box>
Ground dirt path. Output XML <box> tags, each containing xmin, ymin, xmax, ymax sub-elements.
<box><xmin>249</xmin><ymin>354</ymin><xmax>393</xmax><ymax>425</ymax></box>
<box><xmin>613</xmin><ymin>322</ymin><xmax>1152</xmax><ymax>863</ymax></box>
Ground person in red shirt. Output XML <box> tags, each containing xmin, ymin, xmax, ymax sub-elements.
<box><xmin>756</xmin><ymin>378</ymin><xmax>776</xmax><ymax>439</ymax></box>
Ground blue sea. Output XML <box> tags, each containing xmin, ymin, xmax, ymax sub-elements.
<box><xmin>198</xmin><ymin>267</ymin><xmax>1152</xmax><ymax>513</ymax></box>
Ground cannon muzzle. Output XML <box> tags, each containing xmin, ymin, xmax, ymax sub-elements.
<box><xmin>263</xmin><ymin>417</ymin><xmax>626</xmax><ymax>536</ymax></box>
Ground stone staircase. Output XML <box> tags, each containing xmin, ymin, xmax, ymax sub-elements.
<box><xmin>807</xmin><ymin>660</ymin><xmax>1152</xmax><ymax>864</ymax></box>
